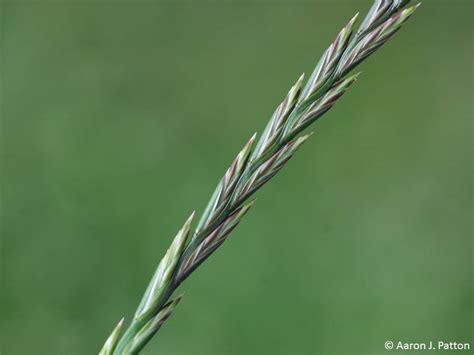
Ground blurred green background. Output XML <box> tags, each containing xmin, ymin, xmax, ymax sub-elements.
<box><xmin>1</xmin><ymin>0</ymin><xmax>472</xmax><ymax>354</ymax></box>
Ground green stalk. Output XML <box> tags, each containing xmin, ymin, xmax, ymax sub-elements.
<box><xmin>100</xmin><ymin>1</ymin><xmax>421</xmax><ymax>353</ymax></box>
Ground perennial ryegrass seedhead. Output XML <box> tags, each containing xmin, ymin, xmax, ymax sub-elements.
<box><xmin>101</xmin><ymin>1</ymin><xmax>420</xmax><ymax>353</ymax></box>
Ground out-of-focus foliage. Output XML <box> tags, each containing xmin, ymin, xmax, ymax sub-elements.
<box><xmin>1</xmin><ymin>1</ymin><xmax>472</xmax><ymax>354</ymax></box>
